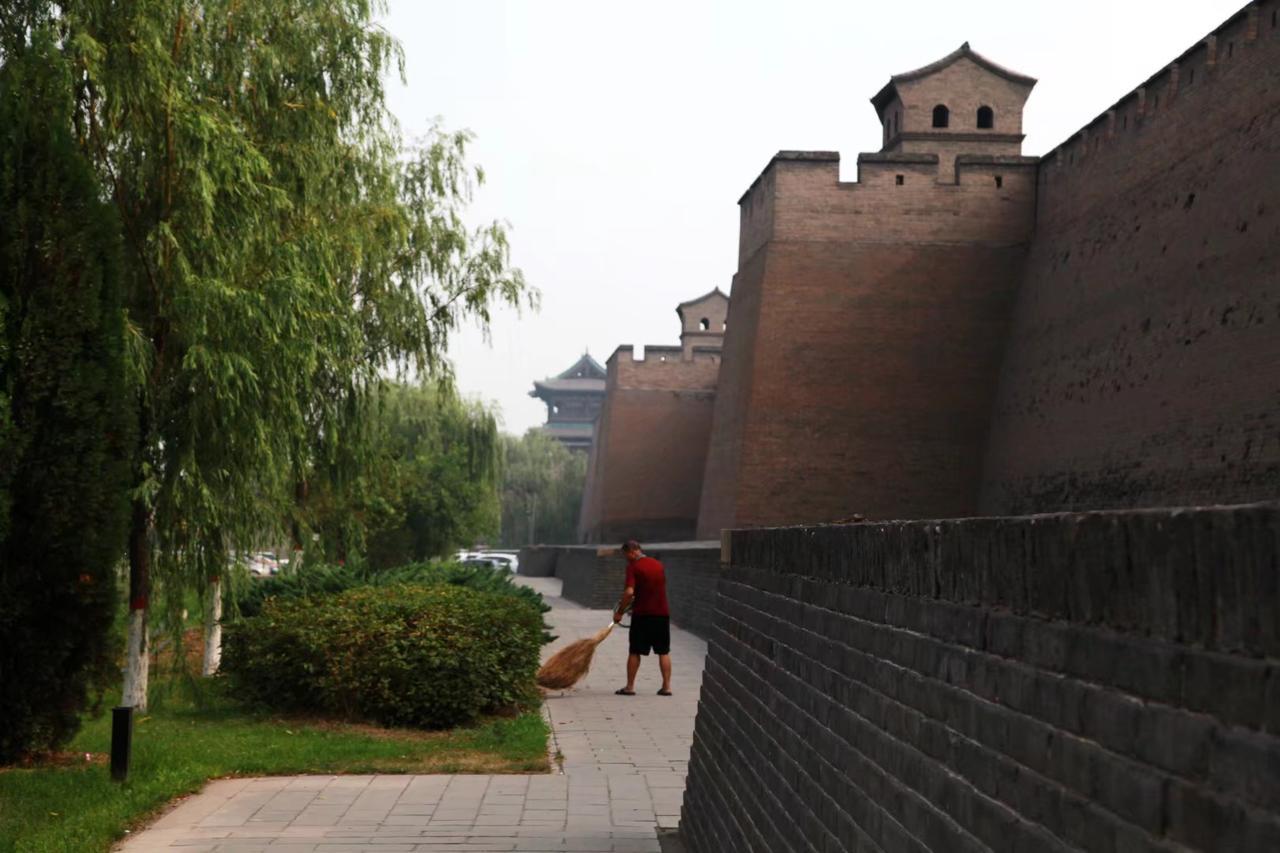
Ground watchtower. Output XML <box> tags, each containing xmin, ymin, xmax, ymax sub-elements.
<box><xmin>675</xmin><ymin>288</ymin><xmax>729</xmax><ymax>359</ymax></box>
<box><xmin>870</xmin><ymin>42</ymin><xmax>1036</xmax><ymax>179</ymax></box>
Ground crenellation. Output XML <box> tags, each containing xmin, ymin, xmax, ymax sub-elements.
<box><xmin>698</xmin><ymin>0</ymin><xmax>1278</xmax><ymax>536</ymax></box>
<box><xmin>579</xmin><ymin>291</ymin><xmax>728</xmax><ymax>543</ymax></box>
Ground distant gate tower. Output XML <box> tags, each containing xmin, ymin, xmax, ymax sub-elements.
<box><xmin>529</xmin><ymin>353</ymin><xmax>607</xmax><ymax>452</ymax></box>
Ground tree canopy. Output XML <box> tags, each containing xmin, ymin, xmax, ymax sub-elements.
<box><xmin>1</xmin><ymin>0</ymin><xmax>531</xmax><ymax>730</ymax></box>
<box><xmin>500</xmin><ymin>431</ymin><xmax>588</xmax><ymax>547</ymax></box>
<box><xmin>0</xmin><ymin>24</ymin><xmax>133</xmax><ymax>761</ymax></box>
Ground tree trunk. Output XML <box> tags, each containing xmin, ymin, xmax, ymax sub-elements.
<box><xmin>202</xmin><ymin>574</ymin><xmax>222</xmax><ymax>676</ymax></box>
<box><xmin>122</xmin><ymin>495</ymin><xmax>150</xmax><ymax>710</ymax></box>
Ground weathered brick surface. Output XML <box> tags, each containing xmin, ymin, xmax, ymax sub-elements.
<box><xmin>698</xmin><ymin>152</ymin><xmax>1036</xmax><ymax>536</ymax></box>
<box><xmin>553</xmin><ymin>546</ymin><xmax>627</xmax><ymax>610</ymax></box>
<box><xmin>649</xmin><ymin>545</ymin><xmax>720</xmax><ymax>640</ymax></box>
<box><xmin>516</xmin><ymin>546</ymin><xmax>558</xmax><ymax>577</ymax></box>
<box><xmin>520</xmin><ymin>542</ymin><xmax>722</xmax><ymax>638</ymax></box>
<box><xmin>579</xmin><ymin>346</ymin><xmax>721</xmax><ymax>544</ymax></box>
<box><xmin>981</xmin><ymin>2</ymin><xmax>1280</xmax><ymax>514</ymax></box>
<box><xmin>680</xmin><ymin>503</ymin><xmax>1280</xmax><ymax>852</ymax></box>
<box><xmin>700</xmin><ymin>2</ymin><xmax>1280</xmax><ymax>537</ymax></box>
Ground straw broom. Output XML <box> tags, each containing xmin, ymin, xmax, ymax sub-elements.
<box><xmin>536</xmin><ymin>621</ymin><xmax>618</xmax><ymax>690</ymax></box>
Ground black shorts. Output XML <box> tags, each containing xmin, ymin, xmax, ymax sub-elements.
<box><xmin>628</xmin><ymin>615</ymin><xmax>671</xmax><ymax>656</ymax></box>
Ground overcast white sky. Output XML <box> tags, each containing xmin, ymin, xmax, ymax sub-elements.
<box><xmin>380</xmin><ymin>0</ymin><xmax>1245</xmax><ymax>435</ymax></box>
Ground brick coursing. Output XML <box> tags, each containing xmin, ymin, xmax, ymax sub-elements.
<box><xmin>516</xmin><ymin>546</ymin><xmax>558</xmax><ymax>578</ymax></box>
<box><xmin>521</xmin><ymin>543</ymin><xmax>721</xmax><ymax>638</ymax></box>
<box><xmin>698</xmin><ymin>0</ymin><xmax>1280</xmax><ymax>535</ymax></box>
<box><xmin>579</xmin><ymin>347</ymin><xmax>722</xmax><ymax>544</ymax></box>
<box><xmin>553</xmin><ymin>547</ymin><xmax>627</xmax><ymax>611</ymax></box>
<box><xmin>980</xmin><ymin>2</ymin><xmax>1280</xmax><ymax>514</ymax></box>
<box><xmin>649</xmin><ymin>546</ymin><xmax>720</xmax><ymax>640</ymax></box>
<box><xmin>680</xmin><ymin>503</ymin><xmax>1280</xmax><ymax>852</ymax></box>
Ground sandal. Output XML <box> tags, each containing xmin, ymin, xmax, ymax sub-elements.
<box><xmin>657</xmin><ymin>688</ymin><xmax>672</xmax><ymax>696</ymax></box>
<box><xmin>615</xmin><ymin>688</ymin><xmax>635</xmax><ymax>696</ymax></box>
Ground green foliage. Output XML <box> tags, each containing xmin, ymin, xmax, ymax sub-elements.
<box><xmin>500</xmin><ymin>429</ymin><xmax>588</xmax><ymax>546</ymax></box>
<box><xmin>0</xmin><ymin>26</ymin><xmax>134</xmax><ymax>761</ymax></box>
<box><xmin>0</xmin><ymin>682</ymin><xmax>547</xmax><ymax>853</ymax></box>
<box><xmin>306</xmin><ymin>382</ymin><xmax>503</xmax><ymax>567</ymax></box>
<box><xmin>0</xmin><ymin>0</ymin><xmax>532</xmax><ymax>702</ymax></box>
<box><xmin>231</xmin><ymin>559</ymin><xmax>553</xmax><ymax>642</ymax></box>
<box><xmin>222</xmin><ymin>584</ymin><xmax>543</xmax><ymax>729</ymax></box>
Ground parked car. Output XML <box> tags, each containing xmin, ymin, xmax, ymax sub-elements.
<box><xmin>237</xmin><ymin>551</ymin><xmax>281</xmax><ymax>577</ymax></box>
<box><xmin>485</xmin><ymin>553</ymin><xmax>518</xmax><ymax>574</ymax></box>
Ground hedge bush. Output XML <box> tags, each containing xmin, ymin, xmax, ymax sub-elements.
<box><xmin>221</xmin><ymin>584</ymin><xmax>543</xmax><ymax>728</ymax></box>
<box><xmin>232</xmin><ymin>560</ymin><xmax>552</xmax><ymax>640</ymax></box>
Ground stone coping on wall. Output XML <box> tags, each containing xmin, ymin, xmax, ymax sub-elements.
<box><xmin>723</xmin><ymin>501</ymin><xmax>1280</xmax><ymax>658</ymax></box>
<box><xmin>681</xmin><ymin>500</ymin><xmax>1280</xmax><ymax>852</ymax></box>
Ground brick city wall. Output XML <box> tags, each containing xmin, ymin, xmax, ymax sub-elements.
<box><xmin>698</xmin><ymin>152</ymin><xmax>1037</xmax><ymax>536</ymax></box>
<box><xmin>579</xmin><ymin>347</ymin><xmax>721</xmax><ymax>544</ymax></box>
<box><xmin>647</xmin><ymin>543</ymin><xmax>720</xmax><ymax>640</ymax></box>
<box><xmin>553</xmin><ymin>546</ymin><xmax>626</xmax><ymax>610</ymax></box>
<box><xmin>681</xmin><ymin>502</ymin><xmax>1280</xmax><ymax>852</ymax></box>
<box><xmin>520</xmin><ymin>542</ymin><xmax>720</xmax><ymax>638</ymax></box>
<box><xmin>981</xmin><ymin>1</ymin><xmax>1280</xmax><ymax>514</ymax></box>
<box><xmin>516</xmin><ymin>546</ymin><xmax>558</xmax><ymax>578</ymax></box>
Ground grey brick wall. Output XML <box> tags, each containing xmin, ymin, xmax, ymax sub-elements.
<box><xmin>555</xmin><ymin>547</ymin><xmax>627</xmax><ymax>610</ymax></box>
<box><xmin>650</xmin><ymin>545</ymin><xmax>720</xmax><ymax>640</ymax></box>
<box><xmin>517</xmin><ymin>546</ymin><xmax>559</xmax><ymax>578</ymax></box>
<box><xmin>521</xmin><ymin>542</ymin><xmax>721</xmax><ymax>637</ymax></box>
<box><xmin>680</xmin><ymin>503</ymin><xmax>1280</xmax><ymax>852</ymax></box>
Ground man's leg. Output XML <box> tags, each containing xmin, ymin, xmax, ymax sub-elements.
<box><xmin>658</xmin><ymin>654</ymin><xmax>672</xmax><ymax>692</ymax></box>
<box><xmin>625</xmin><ymin>653</ymin><xmax>641</xmax><ymax>691</ymax></box>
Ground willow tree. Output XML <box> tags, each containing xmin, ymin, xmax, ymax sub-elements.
<box><xmin>21</xmin><ymin>0</ymin><xmax>528</xmax><ymax>707</ymax></box>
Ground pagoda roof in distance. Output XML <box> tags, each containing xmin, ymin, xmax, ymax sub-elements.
<box><xmin>530</xmin><ymin>352</ymin><xmax>607</xmax><ymax>397</ymax></box>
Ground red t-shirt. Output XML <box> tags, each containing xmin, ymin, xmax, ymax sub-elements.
<box><xmin>625</xmin><ymin>556</ymin><xmax>669</xmax><ymax>617</ymax></box>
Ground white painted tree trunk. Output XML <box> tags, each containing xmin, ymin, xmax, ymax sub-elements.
<box><xmin>203</xmin><ymin>576</ymin><xmax>222</xmax><ymax>676</ymax></box>
<box><xmin>122</xmin><ymin>608</ymin><xmax>150</xmax><ymax>711</ymax></box>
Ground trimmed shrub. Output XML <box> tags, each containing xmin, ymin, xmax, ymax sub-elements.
<box><xmin>221</xmin><ymin>584</ymin><xmax>543</xmax><ymax>728</ymax></box>
<box><xmin>232</xmin><ymin>560</ymin><xmax>553</xmax><ymax>640</ymax></box>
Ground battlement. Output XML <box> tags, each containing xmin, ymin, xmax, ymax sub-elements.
<box><xmin>737</xmin><ymin>148</ymin><xmax>1038</xmax><ymax>265</ymax></box>
<box><xmin>1038</xmin><ymin>0</ymin><xmax>1274</xmax><ymax>195</ymax></box>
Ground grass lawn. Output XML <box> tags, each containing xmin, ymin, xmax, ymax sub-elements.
<box><xmin>0</xmin><ymin>681</ymin><xmax>548</xmax><ymax>853</ymax></box>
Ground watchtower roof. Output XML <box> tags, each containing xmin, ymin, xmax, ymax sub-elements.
<box><xmin>675</xmin><ymin>287</ymin><xmax>729</xmax><ymax>320</ymax></box>
<box><xmin>871</xmin><ymin>42</ymin><xmax>1036</xmax><ymax>119</ymax></box>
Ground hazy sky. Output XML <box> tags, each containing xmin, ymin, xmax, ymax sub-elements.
<box><xmin>380</xmin><ymin>0</ymin><xmax>1245</xmax><ymax>435</ymax></box>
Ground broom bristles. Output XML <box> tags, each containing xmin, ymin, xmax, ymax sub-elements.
<box><xmin>536</xmin><ymin>624</ymin><xmax>614</xmax><ymax>690</ymax></box>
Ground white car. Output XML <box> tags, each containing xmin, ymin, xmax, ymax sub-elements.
<box><xmin>241</xmin><ymin>551</ymin><xmax>282</xmax><ymax>577</ymax></box>
<box><xmin>482</xmin><ymin>553</ymin><xmax>518</xmax><ymax>574</ymax></box>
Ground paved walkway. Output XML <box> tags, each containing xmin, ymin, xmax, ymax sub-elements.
<box><xmin>118</xmin><ymin>577</ymin><xmax>705</xmax><ymax>852</ymax></box>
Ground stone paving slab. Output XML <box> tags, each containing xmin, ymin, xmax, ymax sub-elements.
<box><xmin>116</xmin><ymin>577</ymin><xmax>705</xmax><ymax>853</ymax></box>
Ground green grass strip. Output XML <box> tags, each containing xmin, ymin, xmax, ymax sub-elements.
<box><xmin>0</xmin><ymin>684</ymin><xmax>547</xmax><ymax>853</ymax></box>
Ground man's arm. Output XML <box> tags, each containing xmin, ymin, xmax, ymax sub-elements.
<box><xmin>615</xmin><ymin>587</ymin><xmax>634</xmax><ymax>623</ymax></box>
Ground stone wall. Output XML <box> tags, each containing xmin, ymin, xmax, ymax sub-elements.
<box><xmin>681</xmin><ymin>503</ymin><xmax>1280</xmax><ymax>852</ymax></box>
<box><xmin>647</xmin><ymin>543</ymin><xmax>720</xmax><ymax>640</ymax></box>
<box><xmin>517</xmin><ymin>546</ymin><xmax>558</xmax><ymax>578</ymax></box>
<box><xmin>553</xmin><ymin>546</ymin><xmax>626</xmax><ymax>610</ymax></box>
<box><xmin>521</xmin><ymin>542</ymin><xmax>721</xmax><ymax>639</ymax></box>
<box><xmin>980</xmin><ymin>2</ymin><xmax>1280</xmax><ymax>513</ymax></box>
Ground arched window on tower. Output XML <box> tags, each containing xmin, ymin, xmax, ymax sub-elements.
<box><xmin>977</xmin><ymin>106</ymin><xmax>994</xmax><ymax>129</ymax></box>
<box><xmin>932</xmin><ymin>104</ymin><xmax>949</xmax><ymax>128</ymax></box>
<box><xmin>699</xmin><ymin>318</ymin><xmax>710</xmax><ymax>331</ymax></box>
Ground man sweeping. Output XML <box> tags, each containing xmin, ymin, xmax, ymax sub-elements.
<box><xmin>614</xmin><ymin>539</ymin><xmax>673</xmax><ymax>696</ymax></box>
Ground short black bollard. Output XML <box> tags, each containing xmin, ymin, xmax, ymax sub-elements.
<box><xmin>110</xmin><ymin>706</ymin><xmax>133</xmax><ymax>782</ymax></box>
